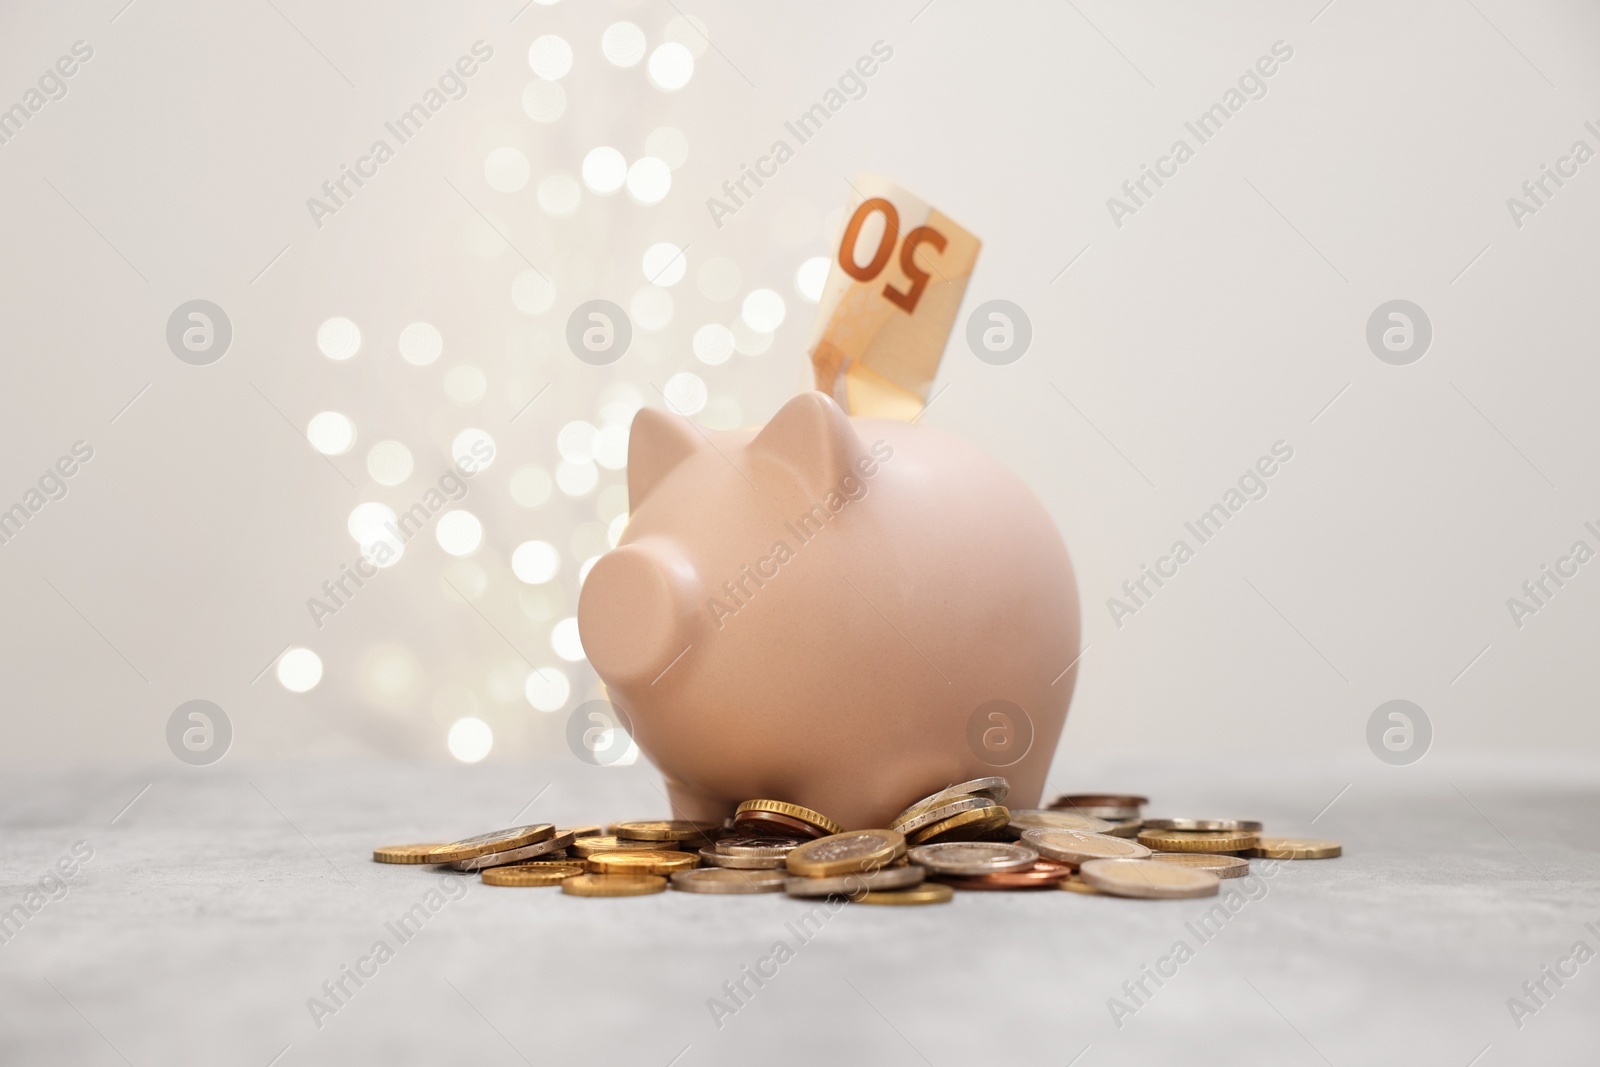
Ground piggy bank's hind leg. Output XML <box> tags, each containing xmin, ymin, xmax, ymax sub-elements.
<box><xmin>662</xmin><ymin>774</ymin><xmax>734</xmax><ymax>825</ymax></box>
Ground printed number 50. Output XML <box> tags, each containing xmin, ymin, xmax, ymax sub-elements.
<box><xmin>837</xmin><ymin>198</ymin><xmax>946</xmax><ymax>315</ymax></box>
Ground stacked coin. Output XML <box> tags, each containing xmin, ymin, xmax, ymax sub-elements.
<box><xmin>1137</xmin><ymin>818</ymin><xmax>1262</xmax><ymax>856</ymax></box>
<box><xmin>783</xmin><ymin>829</ymin><xmax>931</xmax><ymax>901</ymax></box>
<box><xmin>376</xmin><ymin>824</ymin><xmax>589</xmax><ymax>888</ymax></box>
<box><xmin>425</xmin><ymin>825</ymin><xmax>569</xmax><ymax>871</ymax></box>
<box><xmin>570</xmin><ymin>834</ymin><xmax>673</xmax><ymax>858</ymax></box>
<box><xmin>668</xmin><ymin>831</ymin><xmax>800</xmax><ymax>889</ymax></box>
<box><xmin>698</xmin><ymin>835</ymin><xmax>799</xmax><ymax>870</ymax></box>
<box><xmin>611</xmin><ymin>820</ymin><xmax>723</xmax><ymax>849</ymax></box>
<box><xmin>909</xmin><ymin>841</ymin><xmax>1071</xmax><ymax>891</ymax></box>
<box><xmin>732</xmin><ymin>799</ymin><xmax>841</xmax><ymax>840</ymax></box>
<box><xmin>889</xmin><ymin>777</ymin><xmax>1012</xmax><ymax>846</ymax></box>
<box><xmin>373</xmin><ymin>781</ymin><xmax>1343</xmax><ymax>903</ymax></box>
<box><xmin>571</xmin><ymin>820</ymin><xmax>718</xmax><ymax>894</ymax></box>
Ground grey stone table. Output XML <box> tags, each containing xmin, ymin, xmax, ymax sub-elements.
<box><xmin>2</xmin><ymin>754</ymin><xmax>1596</xmax><ymax>1067</ymax></box>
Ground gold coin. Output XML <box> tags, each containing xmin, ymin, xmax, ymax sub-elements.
<box><xmin>1059</xmin><ymin>875</ymin><xmax>1103</xmax><ymax>895</ymax></box>
<box><xmin>1249</xmin><ymin>836</ymin><xmax>1342</xmax><ymax>859</ymax></box>
<box><xmin>560</xmin><ymin>874</ymin><xmax>667</xmax><ymax>897</ymax></box>
<box><xmin>427</xmin><ymin>824</ymin><xmax>555</xmax><ymax>864</ymax></box>
<box><xmin>1079</xmin><ymin>858</ymin><xmax>1220</xmax><ymax>899</ymax></box>
<box><xmin>481</xmin><ymin>864</ymin><xmax>585</xmax><ymax>887</ymax></box>
<box><xmin>1136</xmin><ymin>829</ymin><xmax>1257</xmax><ymax>853</ymax></box>
<box><xmin>571</xmin><ymin>835</ymin><xmax>678</xmax><ymax>858</ymax></box>
<box><xmin>857</xmin><ymin>883</ymin><xmax>954</xmax><ymax>906</ymax></box>
<box><xmin>372</xmin><ymin>844</ymin><xmax>446</xmax><ymax>864</ymax></box>
<box><xmin>560</xmin><ymin>825</ymin><xmax>603</xmax><ymax>839</ymax></box>
<box><xmin>786</xmin><ymin>829</ymin><xmax>906</xmax><ymax>878</ymax></box>
<box><xmin>586</xmin><ymin>850</ymin><xmax>697</xmax><ymax>875</ymax></box>
<box><xmin>1150</xmin><ymin>853</ymin><xmax>1250</xmax><ymax>878</ymax></box>
<box><xmin>613</xmin><ymin>820</ymin><xmax>723</xmax><ymax>843</ymax></box>
<box><xmin>907</xmin><ymin>806</ymin><xmax>1010</xmax><ymax>846</ymax></box>
<box><xmin>1143</xmin><ymin>818</ymin><xmax>1262</xmax><ymax>833</ymax></box>
<box><xmin>733</xmin><ymin>800</ymin><xmax>842</xmax><ymax>836</ymax></box>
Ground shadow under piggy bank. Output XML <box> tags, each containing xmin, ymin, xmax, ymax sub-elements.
<box><xmin>577</xmin><ymin>391</ymin><xmax>1080</xmax><ymax>830</ymax></box>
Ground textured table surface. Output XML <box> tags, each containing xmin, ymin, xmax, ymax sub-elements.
<box><xmin>1</xmin><ymin>755</ymin><xmax>1596</xmax><ymax>1067</ymax></box>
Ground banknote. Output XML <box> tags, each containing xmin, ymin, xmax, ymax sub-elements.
<box><xmin>806</xmin><ymin>174</ymin><xmax>981</xmax><ymax>419</ymax></box>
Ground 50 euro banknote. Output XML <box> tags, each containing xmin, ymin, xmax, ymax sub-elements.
<box><xmin>806</xmin><ymin>174</ymin><xmax>981</xmax><ymax>420</ymax></box>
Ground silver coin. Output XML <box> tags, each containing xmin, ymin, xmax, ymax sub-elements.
<box><xmin>938</xmin><ymin>777</ymin><xmax>1010</xmax><ymax>804</ymax></box>
<box><xmin>715</xmin><ymin>835</ymin><xmax>801</xmax><ymax>858</ymax></box>
<box><xmin>670</xmin><ymin>868</ymin><xmax>787</xmax><ymax>894</ymax></box>
<box><xmin>891</xmin><ymin>790</ymin><xmax>959</xmax><ymax>828</ymax></box>
<box><xmin>1007</xmin><ymin>810</ymin><xmax>1112</xmax><ymax>836</ymax></box>
<box><xmin>892</xmin><ymin>777</ymin><xmax>1011</xmax><ymax>826</ymax></box>
<box><xmin>894</xmin><ymin>796</ymin><xmax>995</xmax><ymax>835</ymax></box>
<box><xmin>1022</xmin><ymin>828</ymin><xmax>1151</xmax><ymax>865</ymax></box>
<box><xmin>1142</xmin><ymin>818</ymin><xmax>1263</xmax><ymax>833</ymax></box>
<box><xmin>1055</xmin><ymin>804</ymin><xmax>1142</xmax><ymax>821</ymax></box>
<box><xmin>784</xmin><ymin>865</ymin><xmax>925</xmax><ymax>898</ymax></box>
<box><xmin>908</xmin><ymin>841</ymin><xmax>1038</xmax><ymax>876</ymax></box>
<box><xmin>452</xmin><ymin>831</ymin><xmax>577</xmax><ymax>871</ymax></box>
<box><xmin>1102</xmin><ymin>819</ymin><xmax>1143</xmax><ymax>838</ymax></box>
<box><xmin>698</xmin><ymin>845</ymin><xmax>785</xmax><ymax>870</ymax></box>
<box><xmin>789</xmin><ymin>830</ymin><xmax>903</xmax><ymax>870</ymax></box>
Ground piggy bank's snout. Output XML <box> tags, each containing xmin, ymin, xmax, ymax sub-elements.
<box><xmin>577</xmin><ymin>540</ymin><xmax>696</xmax><ymax>689</ymax></box>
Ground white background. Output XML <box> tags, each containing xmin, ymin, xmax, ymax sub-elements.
<box><xmin>1</xmin><ymin>0</ymin><xmax>1598</xmax><ymax>770</ymax></box>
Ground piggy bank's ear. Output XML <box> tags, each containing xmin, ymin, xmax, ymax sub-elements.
<box><xmin>748</xmin><ymin>391</ymin><xmax>866</xmax><ymax>497</ymax></box>
<box><xmin>628</xmin><ymin>407</ymin><xmax>704</xmax><ymax>504</ymax></box>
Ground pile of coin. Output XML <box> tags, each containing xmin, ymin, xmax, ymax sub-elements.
<box><xmin>373</xmin><ymin>779</ymin><xmax>1341</xmax><ymax>905</ymax></box>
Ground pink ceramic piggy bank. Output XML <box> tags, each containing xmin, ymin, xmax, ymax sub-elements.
<box><xmin>577</xmin><ymin>392</ymin><xmax>1079</xmax><ymax>830</ymax></box>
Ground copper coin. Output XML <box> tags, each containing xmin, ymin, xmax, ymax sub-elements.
<box><xmin>731</xmin><ymin>810</ymin><xmax>830</xmax><ymax>839</ymax></box>
<box><xmin>940</xmin><ymin>860</ymin><xmax>1074</xmax><ymax>891</ymax></box>
<box><xmin>1052</xmin><ymin>793</ymin><xmax>1148</xmax><ymax>809</ymax></box>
